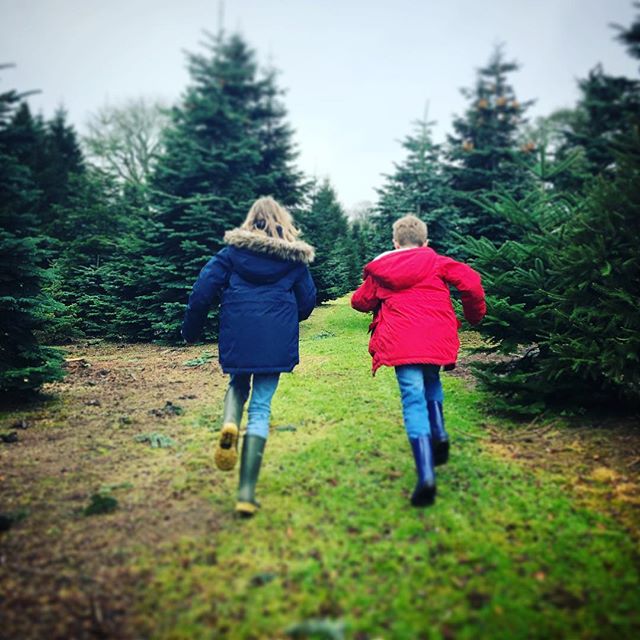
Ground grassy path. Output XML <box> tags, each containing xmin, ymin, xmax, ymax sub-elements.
<box><xmin>135</xmin><ymin>300</ymin><xmax>639</xmax><ymax>639</ymax></box>
<box><xmin>1</xmin><ymin>298</ymin><xmax>639</xmax><ymax>639</ymax></box>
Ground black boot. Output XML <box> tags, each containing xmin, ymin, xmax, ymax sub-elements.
<box><xmin>409</xmin><ymin>435</ymin><xmax>436</xmax><ymax>507</ymax></box>
<box><xmin>428</xmin><ymin>400</ymin><xmax>449</xmax><ymax>467</ymax></box>
<box><xmin>235</xmin><ymin>435</ymin><xmax>267</xmax><ymax>517</ymax></box>
<box><xmin>214</xmin><ymin>381</ymin><xmax>248</xmax><ymax>471</ymax></box>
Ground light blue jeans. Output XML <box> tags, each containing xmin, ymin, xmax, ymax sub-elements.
<box><xmin>394</xmin><ymin>365</ymin><xmax>443</xmax><ymax>439</ymax></box>
<box><xmin>230</xmin><ymin>373</ymin><xmax>280</xmax><ymax>439</ymax></box>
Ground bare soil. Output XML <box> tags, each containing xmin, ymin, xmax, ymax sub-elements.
<box><xmin>0</xmin><ymin>342</ymin><xmax>227</xmax><ymax>639</ymax></box>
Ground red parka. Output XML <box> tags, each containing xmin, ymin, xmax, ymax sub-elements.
<box><xmin>351</xmin><ymin>247</ymin><xmax>486</xmax><ymax>373</ymax></box>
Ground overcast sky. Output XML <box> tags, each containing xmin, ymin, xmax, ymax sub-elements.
<box><xmin>2</xmin><ymin>0</ymin><xmax>638</xmax><ymax>209</ymax></box>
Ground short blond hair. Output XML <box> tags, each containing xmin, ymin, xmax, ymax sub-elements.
<box><xmin>241</xmin><ymin>196</ymin><xmax>300</xmax><ymax>243</ymax></box>
<box><xmin>393</xmin><ymin>214</ymin><xmax>427</xmax><ymax>247</ymax></box>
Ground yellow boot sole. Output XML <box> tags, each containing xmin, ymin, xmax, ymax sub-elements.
<box><xmin>214</xmin><ymin>423</ymin><xmax>239</xmax><ymax>471</ymax></box>
<box><xmin>235</xmin><ymin>501</ymin><xmax>260</xmax><ymax>517</ymax></box>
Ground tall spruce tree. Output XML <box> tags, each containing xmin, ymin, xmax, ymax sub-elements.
<box><xmin>129</xmin><ymin>31</ymin><xmax>305</xmax><ymax>341</ymax></box>
<box><xmin>297</xmin><ymin>178</ymin><xmax>351</xmax><ymax>302</ymax></box>
<box><xmin>555</xmin><ymin>65</ymin><xmax>640</xmax><ymax>190</ymax></box>
<box><xmin>446</xmin><ymin>47</ymin><xmax>533</xmax><ymax>247</ymax></box>
<box><xmin>0</xmin><ymin>76</ymin><xmax>64</xmax><ymax>397</ymax></box>
<box><xmin>373</xmin><ymin>112</ymin><xmax>456</xmax><ymax>255</ymax></box>
<box><xmin>47</xmin><ymin>170</ymin><xmax>136</xmax><ymax>340</ymax></box>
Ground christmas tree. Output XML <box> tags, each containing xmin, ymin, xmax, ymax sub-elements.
<box><xmin>446</xmin><ymin>47</ymin><xmax>533</xmax><ymax>247</ymax></box>
<box><xmin>128</xmin><ymin>32</ymin><xmax>306</xmax><ymax>341</ymax></box>
<box><xmin>0</xmin><ymin>73</ymin><xmax>64</xmax><ymax>397</ymax></box>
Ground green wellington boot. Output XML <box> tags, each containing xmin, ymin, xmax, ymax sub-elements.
<box><xmin>214</xmin><ymin>383</ymin><xmax>248</xmax><ymax>472</ymax></box>
<box><xmin>235</xmin><ymin>435</ymin><xmax>267</xmax><ymax>517</ymax></box>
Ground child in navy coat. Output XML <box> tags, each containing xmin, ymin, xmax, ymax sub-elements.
<box><xmin>182</xmin><ymin>197</ymin><xmax>316</xmax><ymax>516</ymax></box>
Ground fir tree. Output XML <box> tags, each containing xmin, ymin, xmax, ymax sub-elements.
<box><xmin>613</xmin><ymin>3</ymin><xmax>640</xmax><ymax>65</ymax></box>
<box><xmin>297</xmin><ymin>178</ymin><xmax>350</xmax><ymax>303</ymax></box>
<box><xmin>373</xmin><ymin>112</ymin><xmax>456</xmax><ymax>255</ymax></box>
<box><xmin>464</xmin><ymin>136</ymin><xmax>640</xmax><ymax>412</ymax></box>
<box><xmin>131</xmin><ymin>32</ymin><xmax>305</xmax><ymax>341</ymax></box>
<box><xmin>47</xmin><ymin>170</ymin><xmax>134</xmax><ymax>339</ymax></box>
<box><xmin>446</xmin><ymin>47</ymin><xmax>534</xmax><ymax>246</ymax></box>
<box><xmin>0</xmin><ymin>73</ymin><xmax>64</xmax><ymax>397</ymax></box>
<box><xmin>557</xmin><ymin>65</ymin><xmax>640</xmax><ymax>188</ymax></box>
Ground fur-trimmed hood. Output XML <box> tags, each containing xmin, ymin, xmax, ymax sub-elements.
<box><xmin>224</xmin><ymin>228</ymin><xmax>315</xmax><ymax>264</ymax></box>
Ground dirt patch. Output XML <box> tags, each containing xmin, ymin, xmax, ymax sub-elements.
<box><xmin>484</xmin><ymin>414</ymin><xmax>640</xmax><ymax>536</ymax></box>
<box><xmin>0</xmin><ymin>342</ymin><xmax>228</xmax><ymax>639</ymax></box>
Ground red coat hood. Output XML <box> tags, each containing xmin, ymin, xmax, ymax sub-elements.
<box><xmin>364</xmin><ymin>247</ymin><xmax>437</xmax><ymax>290</ymax></box>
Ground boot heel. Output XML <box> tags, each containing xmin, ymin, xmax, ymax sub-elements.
<box><xmin>215</xmin><ymin>423</ymin><xmax>239</xmax><ymax>471</ymax></box>
<box><xmin>433</xmin><ymin>440</ymin><xmax>449</xmax><ymax>467</ymax></box>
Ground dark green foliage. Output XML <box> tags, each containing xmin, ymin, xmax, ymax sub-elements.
<box><xmin>46</xmin><ymin>170</ymin><xmax>137</xmax><ymax>340</ymax></box>
<box><xmin>555</xmin><ymin>66</ymin><xmax>640</xmax><ymax>190</ymax></box>
<box><xmin>8</xmin><ymin>103</ymin><xmax>84</xmax><ymax>250</ymax></box>
<box><xmin>373</xmin><ymin>114</ymin><xmax>457</xmax><ymax>255</ymax></box>
<box><xmin>613</xmin><ymin>3</ymin><xmax>640</xmax><ymax>64</ymax></box>
<box><xmin>83</xmin><ymin>492</ymin><xmax>118</xmax><ymax>516</ymax></box>
<box><xmin>0</xmin><ymin>76</ymin><xmax>65</xmax><ymax>397</ymax></box>
<box><xmin>297</xmin><ymin>179</ymin><xmax>352</xmax><ymax>302</ymax></box>
<box><xmin>466</xmin><ymin>135</ymin><xmax>640</xmax><ymax>412</ymax></box>
<box><xmin>128</xmin><ymin>32</ymin><xmax>305</xmax><ymax>340</ymax></box>
<box><xmin>446</xmin><ymin>47</ymin><xmax>534</xmax><ymax>247</ymax></box>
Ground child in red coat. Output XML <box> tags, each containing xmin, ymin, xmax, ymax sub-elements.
<box><xmin>351</xmin><ymin>215</ymin><xmax>485</xmax><ymax>507</ymax></box>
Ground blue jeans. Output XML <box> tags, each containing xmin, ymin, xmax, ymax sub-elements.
<box><xmin>395</xmin><ymin>365</ymin><xmax>443</xmax><ymax>439</ymax></box>
<box><xmin>230</xmin><ymin>373</ymin><xmax>280</xmax><ymax>439</ymax></box>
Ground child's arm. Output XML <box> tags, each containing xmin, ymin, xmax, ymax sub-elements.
<box><xmin>351</xmin><ymin>275</ymin><xmax>380</xmax><ymax>313</ymax></box>
<box><xmin>294</xmin><ymin>266</ymin><xmax>317</xmax><ymax>321</ymax></box>
<box><xmin>182</xmin><ymin>249</ymin><xmax>232</xmax><ymax>343</ymax></box>
<box><xmin>439</xmin><ymin>257</ymin><xmax>486</xmax><ymax>325</ymax></box>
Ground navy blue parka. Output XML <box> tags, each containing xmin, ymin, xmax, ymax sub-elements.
<box><xmin>182</xmin><ymin>228</ymin><xmax>316</xmax><ymax>374</ymax></box>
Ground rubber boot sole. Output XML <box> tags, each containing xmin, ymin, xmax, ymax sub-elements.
<box><xmin>411</xmin><ymin>483</ymin><xmax>437</xmax><ymax>507</ymax></box>
<box><xmin>214</xmin><ymin>423</ymin><xmax>239</xmax><ymax>471</ymax></box>
<box><xmin>235</xmin><ymin>501</ymin><xmax>260</xmax><ymax>518</ymax></box>
<box><xmin>433</xmin><ymin>440</ymin><xmax>449</xmax><ymax>467</ymax></box>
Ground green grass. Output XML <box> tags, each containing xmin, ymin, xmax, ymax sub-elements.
<box><xmin>133</xmin><ymin>298</ymin><xmax>640</xmax><ymax>639</ymax></box>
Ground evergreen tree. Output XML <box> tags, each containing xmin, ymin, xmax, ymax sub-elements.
<box><xmin>556</xmin><ymin>65</ymin><xmax>640</xmax><ymax>188</ymax></box>
<box><xmin>47</xmin><ymin>170</ymin><xmax>134</xmax><ymax>340</ymax></box>
<box><xmin>0</xmin><ymin>73</ymin><xmax>64</xmax><ymax>396</ymax></box>
<box><xmin>464</xmin><ymin>135</ymin><xmax>640</xmax><ymax>413</ymax></box>
<box><xmin>613</xmin><ymin>3</ymin><xmax>640</xmax><ymax>65</ymax></box>
<box><xmin>297</xmin><ymin>178</ymin><xmax>350</xmax><ymax>302</ymax></box>
<box><xmin>9</xmin><ymin>103</ymin><xmax>83</xmax><ymax>236</ymax></box>
<box><xmin>130</xmin><ymin>31</ymin><xmax>305</xmax><ymax>341</ymax></box>
<box><xmin>373</xmin><ymin>112</ymin><xmax>457</xmax><ymax>255</ymax></box>
<box><xmin>446</xmin><ymin>47</ymin><xmax>533</xmax><ymax>246</ymax></box>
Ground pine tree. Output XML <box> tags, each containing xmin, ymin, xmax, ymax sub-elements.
<box><xmin>373</xmin><ymin>112</ymin><xmax>457</xmax><ymax>255</ymax></box>
<box><xmin>0</xmin><ymin>74</ymin><xmax>64</xmax><ymax>397</ymax></box>
<box><xmin>297</xmin><ymin>178</ymin><xmax>350</xmax><ymax>303</ymax></box>
<box><xmin>129</xmin><ymin>32</ymin><xmax>305</xmax><ymax>341</ymax></box>
<box><xmin>613</xmin><ymin>3</ymin><xmax>640</xmax><ymax>65</ymax></box>
<box><xmin>464</xmin><ymin>136</ymin><xmax>640</xmax><ymax>412</ymax></box>
<box><xmin>47</xmin><ymin>170</ymin><xmax>134</xmax><ymax>339</ymax></box>
<box><xmin>542</xmin><ymin>128</ymin><xmax>640</xmax><ymax>406</ymax></box>
<box><xmin>556</xmin><ymin>65</ymin><xmax>640</xmax><ymax>187</ymax></box>
<box><xmin>9</xmin><ymin>104</ymin><xmax>83</xmax><ymax>244</ymax></box>
<box><xmin>446</xmin><ymin>47</ymin><xmax>534</xmax><ymax>247</ymax></box>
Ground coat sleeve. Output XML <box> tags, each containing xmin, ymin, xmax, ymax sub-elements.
<box><xmin>293</xmin><ymin>265</ymin><xmax>316</xmax><ymax>321</ymax></box>
<box><xmin>439</xmin><ymin>256</ymin><xmax>486</xmax><ymax>326</ymax></box>
<box><xmin>182</xmin><ymin>249</ymin><xmax>232</xmax><ymax>343</ymax></box>
<box><xmin>351</xmin><ymin>274</ymin><xmax>380</xmax><ymax>313</ymax></box>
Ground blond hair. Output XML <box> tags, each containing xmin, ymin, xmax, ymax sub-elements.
<box><xmin>393</xmin><ymin>214</ymin><xmax>428</xmax><ymax>247</ymax></box>
<box><xmin>241</xmin><ymin>196</ymin><xmax>300</xmax><ymax>243</ymax></box>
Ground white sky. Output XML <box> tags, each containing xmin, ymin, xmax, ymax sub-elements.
<box><xmin>2</xmin><ymin>0</ymin><xmax>638</xmax><ymax>210</ymax></box>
